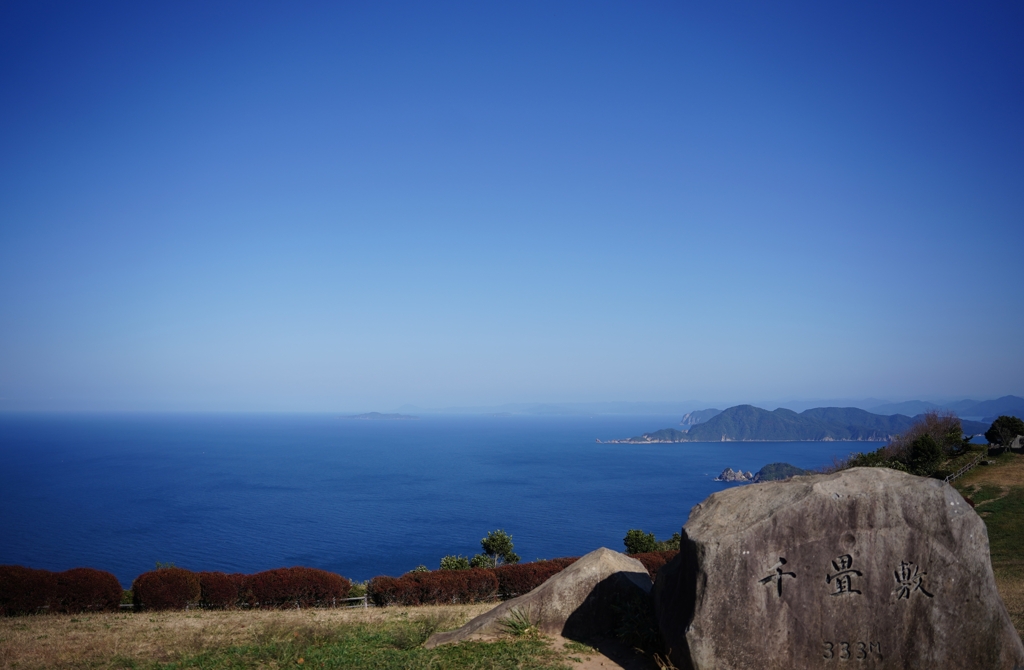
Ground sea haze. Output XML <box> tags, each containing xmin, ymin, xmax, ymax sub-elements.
<box><xmin>0</xmin><ymin>414</ymin><xmax>852</xmax><ymax>586</ymax></box>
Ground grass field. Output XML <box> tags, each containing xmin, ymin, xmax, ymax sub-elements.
<box><xmin>0</xmin><ymin>604</ymin><xmax>595</xmax><ymax>670</ymax></box>
<box><xmin>955</xmin><ymin>450</ymin><xmax>1024</xmax><ymax>635</ymax></box>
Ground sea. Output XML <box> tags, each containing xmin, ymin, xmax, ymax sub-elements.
<box><xmin>0</xmin><ymin>414</ymin><xmax>859</xmax><ymax>587</ymax></box>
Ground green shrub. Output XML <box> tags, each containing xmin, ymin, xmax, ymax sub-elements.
<box><xmin>478</xmin><ymin>530</ymin><xmax>519</xmax><ymax>568</ymax></box>
<box><xmin>986</xmin><ymin>416</ymin><xmax>1024</xmax><ymax>447</ymax></box>
<box><xmin>838</xmin><ymin>411</ymin><xmax>966</xmax><ymax>477</ymax></box>
<box><xmin>907</xmin><ymin>435</ymin><xmax>943</xmax><ymax>475</ymax></box>
<box><xmin>498</xmin><ymin>608</ymin><xmax>539</xmax><ymax>637</ymax></box>
<box><xmin>348</xmin><ymin>580</ymin><xmax>367</xmax><ymax>598</ymax></box>
<box><xmin>656</xmin><ymin>532</ymin><xmax>681</xmax><ymax>551</ymax></box>
<box><xmin>623</xmin><ymin>529</ymin><xmax>658</xmax><ymax>555</ymax></box>
<box><xmin>439</xmin><ymin>555</ymin><xmax>471</xmax><ymax>570</ymax></box>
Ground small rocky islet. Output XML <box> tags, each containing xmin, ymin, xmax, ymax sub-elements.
<box><xmin>713</xmin><ymin>461</ymin><xmax>810</xmax><ymax>483</ymax></box>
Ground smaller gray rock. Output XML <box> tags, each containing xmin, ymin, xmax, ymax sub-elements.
<box><xmin>424</xmin><ymin>547</ymin><xmax>651</xmax><ymax>648</ymax></box>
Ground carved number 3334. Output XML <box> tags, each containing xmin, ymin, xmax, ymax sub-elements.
<box><xmin>823</xmin><ymin>641</ymin><xmax>877</xmax><ymax>661</ymax></box>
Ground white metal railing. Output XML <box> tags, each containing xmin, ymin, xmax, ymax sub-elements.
<box><xmin>942</xmin><ymin>456</ymin><xmax>983</xmax><ymax>483</ymax></box>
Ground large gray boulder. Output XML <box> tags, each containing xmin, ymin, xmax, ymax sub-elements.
<box><xmin>424</xmin><ymin>547</ymin><xmax>651</xmax><ymax>647</ymax></box>
<box><xmin>654</xmin><ymin>467</ymin><xmax>1024</xmax><ymax>670</ymax></box>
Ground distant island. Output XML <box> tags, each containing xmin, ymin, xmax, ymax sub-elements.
<box><xmin>342</xmin><ymin>412</ymin><xmax>419</xmax><ymax>420</ymax></box>
<box><xmin>599</xmin><ymin>404</ymin><xmax>991</xmax><ymax>443</ymax></box>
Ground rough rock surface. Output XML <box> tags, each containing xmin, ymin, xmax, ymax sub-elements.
<box><xmin>714</xmin><ymin>468</ymin><xmax>755</xmax><ymax>482</ymax></box>
<box><xmin>653</xmin><ymin>467</ymin><xmax>1024</xmax><ymax>670</ymax></box>
<box><xmin>424</xmin><ymin>547</ymin><xmax>651</xmax><ymax>648</ymax></box>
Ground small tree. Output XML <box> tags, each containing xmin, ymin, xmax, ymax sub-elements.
<box><xmin>623</xmin><ymin>529</ymin><xmax>658</xmax><ymax>554</ymax></box>
<box><xmin>906</xmin><ymin>435</ymin><xmax>943</xmax><ymax>475</ymax></box>
<box><xmin>657</xmin><ymin>531</ymin><xmax>682</xmax><ymax>551</ymax></box>
<box><xmin>839</xmin><ymin>410</ymin><xmax>965</xmax><ymax>476</ymax></box>
<box><xmin>440</xmin><ymin>555</ymin><xmax>471</xmax><ymax>570</ymax></box>
<box><xmin>888</xmin><ymin>411</ymin><xmax>965</xmax><ymax>460</ymax></box>
<box><xmin>472</xmin><ymin>530</ymin><xmax>520</xmax><ymax>568</ymax></box>
<box><xmin>986</xmin><ymin>416</ymin><xmax>1024</xmax><ymax>447</ymax></box>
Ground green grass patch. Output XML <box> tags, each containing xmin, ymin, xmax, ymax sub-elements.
<box><xmin>969</xmin><ymin>484</ymin><xmax>1006</xmax><ymax>506</ymax></box>
<box><xmin>974</xmin><ymin>486</ymin><xmax>1024</xmax><ymax>565</ymax></box>
<box><xmin>155</xmin><ymin>616</ymin><xmax>571</xmax><ymax>670</ymax></box>
<box><xmin>562</xmin><ymin>641</ymin><xmax>595</xmax><ymax>655</ymax></box>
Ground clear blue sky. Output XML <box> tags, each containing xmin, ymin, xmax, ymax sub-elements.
<box><xmin>1</xmin><ymin>1</ymin><xmax>1022</xmax><ymax>412</ymax></box>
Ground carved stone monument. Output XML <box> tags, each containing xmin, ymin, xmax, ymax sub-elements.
<box><xmin>653</xmin><ymin>467</ymin><xmax>1024</xmax><ymax>669</ymax></box>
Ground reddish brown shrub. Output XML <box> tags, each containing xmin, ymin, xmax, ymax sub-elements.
<box><xmin>52</xmin><ymin>568</ymin><xmax>122</xmax><ymax>613</ymax></box>
<box><xmin>243</xmin><ymin>567</ymin><xmax>350</xmax><ymax>608</ymax></box>
<box><xmin>367</xmin><ymin>575</ymin><xmax>415</xmax><ymax>606</ymax></box>
<box><xmin>492</xmin><ymin>557</ymin><xmax>578</xmax><ymax>598</ymax></box>
<box><xmin>132</xmin><ymin>568</ymin><xmax>200</xmax><ymax>611</ymax></box>
<box><xmin>227</xmin><ymin>573</ymin><xmax>250</xmax><ymax>605</ymax></box>
<box><xmin>367</xmin><ymin>569</ymin><xmax>498</xmax><ymax>606</ymax></box>
<box><xmin>198</xmin><ymin>572</ymin><xmax>238</xmax><ymax>608</ymax></box>
<box><xmin>416</xmin><ymin>568</ymin><xmax>498</xmax><ymax>604</ymax></box>
<box><xmin>0</xmin><ymin>566</ymin><xmax>57</xmax><ymax>616</ymax></box>
<box><xmin>632</xmin><ymin>551</ymin><xmax>678</xmax><ymax>579</ymax></box>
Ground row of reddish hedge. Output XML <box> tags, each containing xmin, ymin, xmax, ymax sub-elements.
<box><xmin>0</xmin><ymin>566</ymin><xmax>122</xmax><ymax>616</ymax></box>
<box><xmin>363</xmin><ymin>555</ymin><xmax>591</xmax><ymax>606</ymax></box>
<box><xmin>492</xmin><ymin>557</ymin><xmax>579</xmax><ymax>598</ymax></box>
<box><xmin>367</xmin><ymin>568</ymin><xmax>499</xmax><ymax>606</ymax></box>
<box><xmin>365</xmin><ymin>551</ymin><xmax>677</xmax><ymax>607</ymax></box>
<box><xmin>131</xmin><ymin>566</ymin><xmax>351</xmax><ymax>611</ymax></box>
<box><xmin>4</xmin><ymin>551</ymin><xmax>678</xmax><ymax>614</ymax></box>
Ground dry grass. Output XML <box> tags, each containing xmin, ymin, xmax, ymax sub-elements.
<box><xmin>958</xmin><ymin>452</ymin><xmax>1024</xmax><ymax>489</ymax></box>
<box><xmin>995</xmin><ymin>569</ymin><xmax>1024</xmax><ymax>634</ymax></box>
<box><xmin>0</xmin><ymin>603</ymin><xmax>497</xmax><ymax>670</ymax></box>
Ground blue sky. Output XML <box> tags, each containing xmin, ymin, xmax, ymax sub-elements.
<box><xmin>1</xmin><ymin>1</ymin><xmax>1022</xmax><ymax>412</ymax></box>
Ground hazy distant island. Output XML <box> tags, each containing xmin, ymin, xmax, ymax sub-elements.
<box><xmin>599</xmin><ymin>404</ymin><xmax>991</xmax><ymax>443</ymax></box>
<box><xmin>342</xmin><ymin>412</ymin><xmax>419</xmax><ymax>420</ymax></box>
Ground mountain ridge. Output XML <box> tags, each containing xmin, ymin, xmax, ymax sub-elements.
<box><xmin>603</xmin><ymin>405</ymin><xmax>991</xmax><ymax>443</ymax></box>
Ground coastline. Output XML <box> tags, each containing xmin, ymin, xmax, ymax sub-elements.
<box><xmin>596</xmin><ymin>437</ymin><xmax>893</xmax><ymax>444</ymax></box>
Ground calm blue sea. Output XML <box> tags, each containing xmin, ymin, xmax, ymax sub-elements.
<box><xmin>0</xmin><ymin>414</ymin><xmax>857</xmax><ymax>587</ymax></box>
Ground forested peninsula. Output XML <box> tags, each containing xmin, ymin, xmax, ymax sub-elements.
<box><xmin>600</xmin><ymin>404</ymin><xmax>990</xmax><ymax>443</ymax></box>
